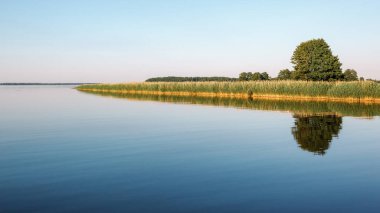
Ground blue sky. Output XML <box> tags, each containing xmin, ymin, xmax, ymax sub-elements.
<box><xmin>1</xmin><ymin>0</ymin><xmax>379</xmax><ymax>82</ymax></box>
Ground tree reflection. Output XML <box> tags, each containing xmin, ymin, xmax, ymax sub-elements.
<box><xmin>291</xmin><ymin>114</ymin><xmax>342</xmax><ymax>155</ymax></box>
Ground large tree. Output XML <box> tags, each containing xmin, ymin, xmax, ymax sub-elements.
<box><xmin>291</xmin><ymin>39</ymin><xmax>343</xmax><ymax>81</ymax></box>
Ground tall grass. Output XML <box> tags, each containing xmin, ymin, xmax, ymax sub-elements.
<box><xmin>76</xmin><ymin>81</ymin><xmax>380</xmax><ymax>100</ymax></box>
<box><xmin>327</xmin><ymin>81</ymin><xmax>380</xmax><ymax>98</ymax></box>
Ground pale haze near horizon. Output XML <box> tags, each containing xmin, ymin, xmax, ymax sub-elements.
<box><xmin>1</xmin><ymin>0</ymin><xmax>379</xmax><ymax>83</ymax></box>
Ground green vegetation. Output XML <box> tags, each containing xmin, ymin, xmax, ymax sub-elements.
<box><xmin>145</xmin><ymin>76</ymin><xmax>238</xmax><ymax>82</ymax></box>
<box><xmin>77</xmin><ymin>81</ymin><xmax>380</xmax><ymax>102</ymax></box>
<box><xmin>239</xmin><ymin>72</ymin><xmax>270</xmax><ymax>81</ymax></box>
<box><xmin>146</xmin><ymin>39</ymin><xmax>375</xmax><ymax>83</ymax></box>
<box><xmin>271</xmin><ymin>38</ymin><xmax>372</xmax><ymax>82</ymax></box>
<box><xmin>290</xmin><ymin>39</ymin><xmax>343</xmax><ymax>81</ymax></box>
<box><xmin>277</xmin><ymin>69</ymin><xmax>292</xmax><ymax>80</ymax></box>
<box><xmin>238</xmin><ymin>39</ymin><xmax>366</xmax><ymax>82</ymax></box>
<box><xmin>343</xmin><ymin>69</ymin><xmax>359</xmax><ymax>81</ymax></box>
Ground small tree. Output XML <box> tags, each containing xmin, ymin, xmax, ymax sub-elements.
<box><xmin>277</xmin><ymin>69</ymin><xmax>292</xmax><ymax>80</ymax></box>
<box><xmin>343</xmin><ymin>69</ymin><xmax>358</xmax><ymax>81</ymax></box>
<box><xmin>261</xmin><ymin>72</ymin><xmax>270</xmax><ymax>80</ymax></box>
<box><xmin>250</xmin><ymin>72</ymin><xmax>261</xmax><ymax>80</ymax></box>
<box><xmin>239</xmin><ymin>72</ymin><xmax>248</xmax><ymax>81</ymax></box>
<box><xmin>246</xmin><ymin>72</ymin><xmax>254</xmax><ymax>81</ymax></box>
<box><xmin>291</xmin><ymin>39</ymin><xmax>343</xmax><ymax>81</ymax></box>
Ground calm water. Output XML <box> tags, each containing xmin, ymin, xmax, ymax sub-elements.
<box><xmin>1</xmin><ymin>86</ymin><xmax>380</xmax><ymax>212</ymax></box>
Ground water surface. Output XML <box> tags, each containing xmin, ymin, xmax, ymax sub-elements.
<box><xmin>1</xmin><ymin>86</ymin><xmax>380</xmax><ymax>212</ymax></box>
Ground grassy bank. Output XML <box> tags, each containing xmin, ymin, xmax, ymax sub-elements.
<box><xmin>76</xmin><ymin>81</ymin><xmax>380</xmax><ymax>104</ymax></box>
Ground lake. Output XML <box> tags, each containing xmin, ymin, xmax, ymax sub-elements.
<box><xmin>1</xmin><ymin>86</ymin><xmax>380</xmax><ymax>212</ymax></box>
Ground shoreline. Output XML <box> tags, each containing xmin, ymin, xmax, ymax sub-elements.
<box><xmin>77</xmin><ymin>88</ymin><xmax>380</xmax><ymax>104</ymax></box>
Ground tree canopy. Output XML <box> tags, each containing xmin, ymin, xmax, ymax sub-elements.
<box><xmin>277</xmin><ymin>69</ymin><xmax>292</xmax><ymax>80</ymax></box>
<box><xmin>291</xmin><ymin>39</ymin><xmax>343</xmax><ymax>81</ymax></box>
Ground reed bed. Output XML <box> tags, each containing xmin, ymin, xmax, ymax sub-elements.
<box><xmin>76</xmin><ymin>81</ymin><xmax>380</xmax><ymax>103</ymax></box>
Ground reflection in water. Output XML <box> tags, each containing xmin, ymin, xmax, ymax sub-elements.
<box><xmin>80</xmin><ymin>91</ymin><xmax>380</xmax><ymax>155</ymax></box>
<box><xmin>80</xmin><ymin>91</ymin><xmax>380</xmax><ymax>118</ymax></box>
<box><xmin>292</xmin><ymin>115</ymin><xmax>342</xmax><ymax>155</ymax></box>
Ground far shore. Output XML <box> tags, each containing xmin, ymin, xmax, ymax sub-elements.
<box><xmin>0</xmin><ymin>83</ymin><xmax>97</xmax><ymax>86</ymax></box>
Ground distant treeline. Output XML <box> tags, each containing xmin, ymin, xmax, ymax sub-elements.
<box><xmin>0</xmin><ymin>83</ymin><xmax>96</xmax><ymax>85</ymax></box>
<box><xmin>145</xmin><ymin>76</ymin><xmax>238</xmax><ymax>82</ymax></box>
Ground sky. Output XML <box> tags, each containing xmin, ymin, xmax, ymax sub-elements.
<box><xmin>1</xmin><ymin>0</ymin><xmax>380</xmax><ymax>83</ymax></box>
